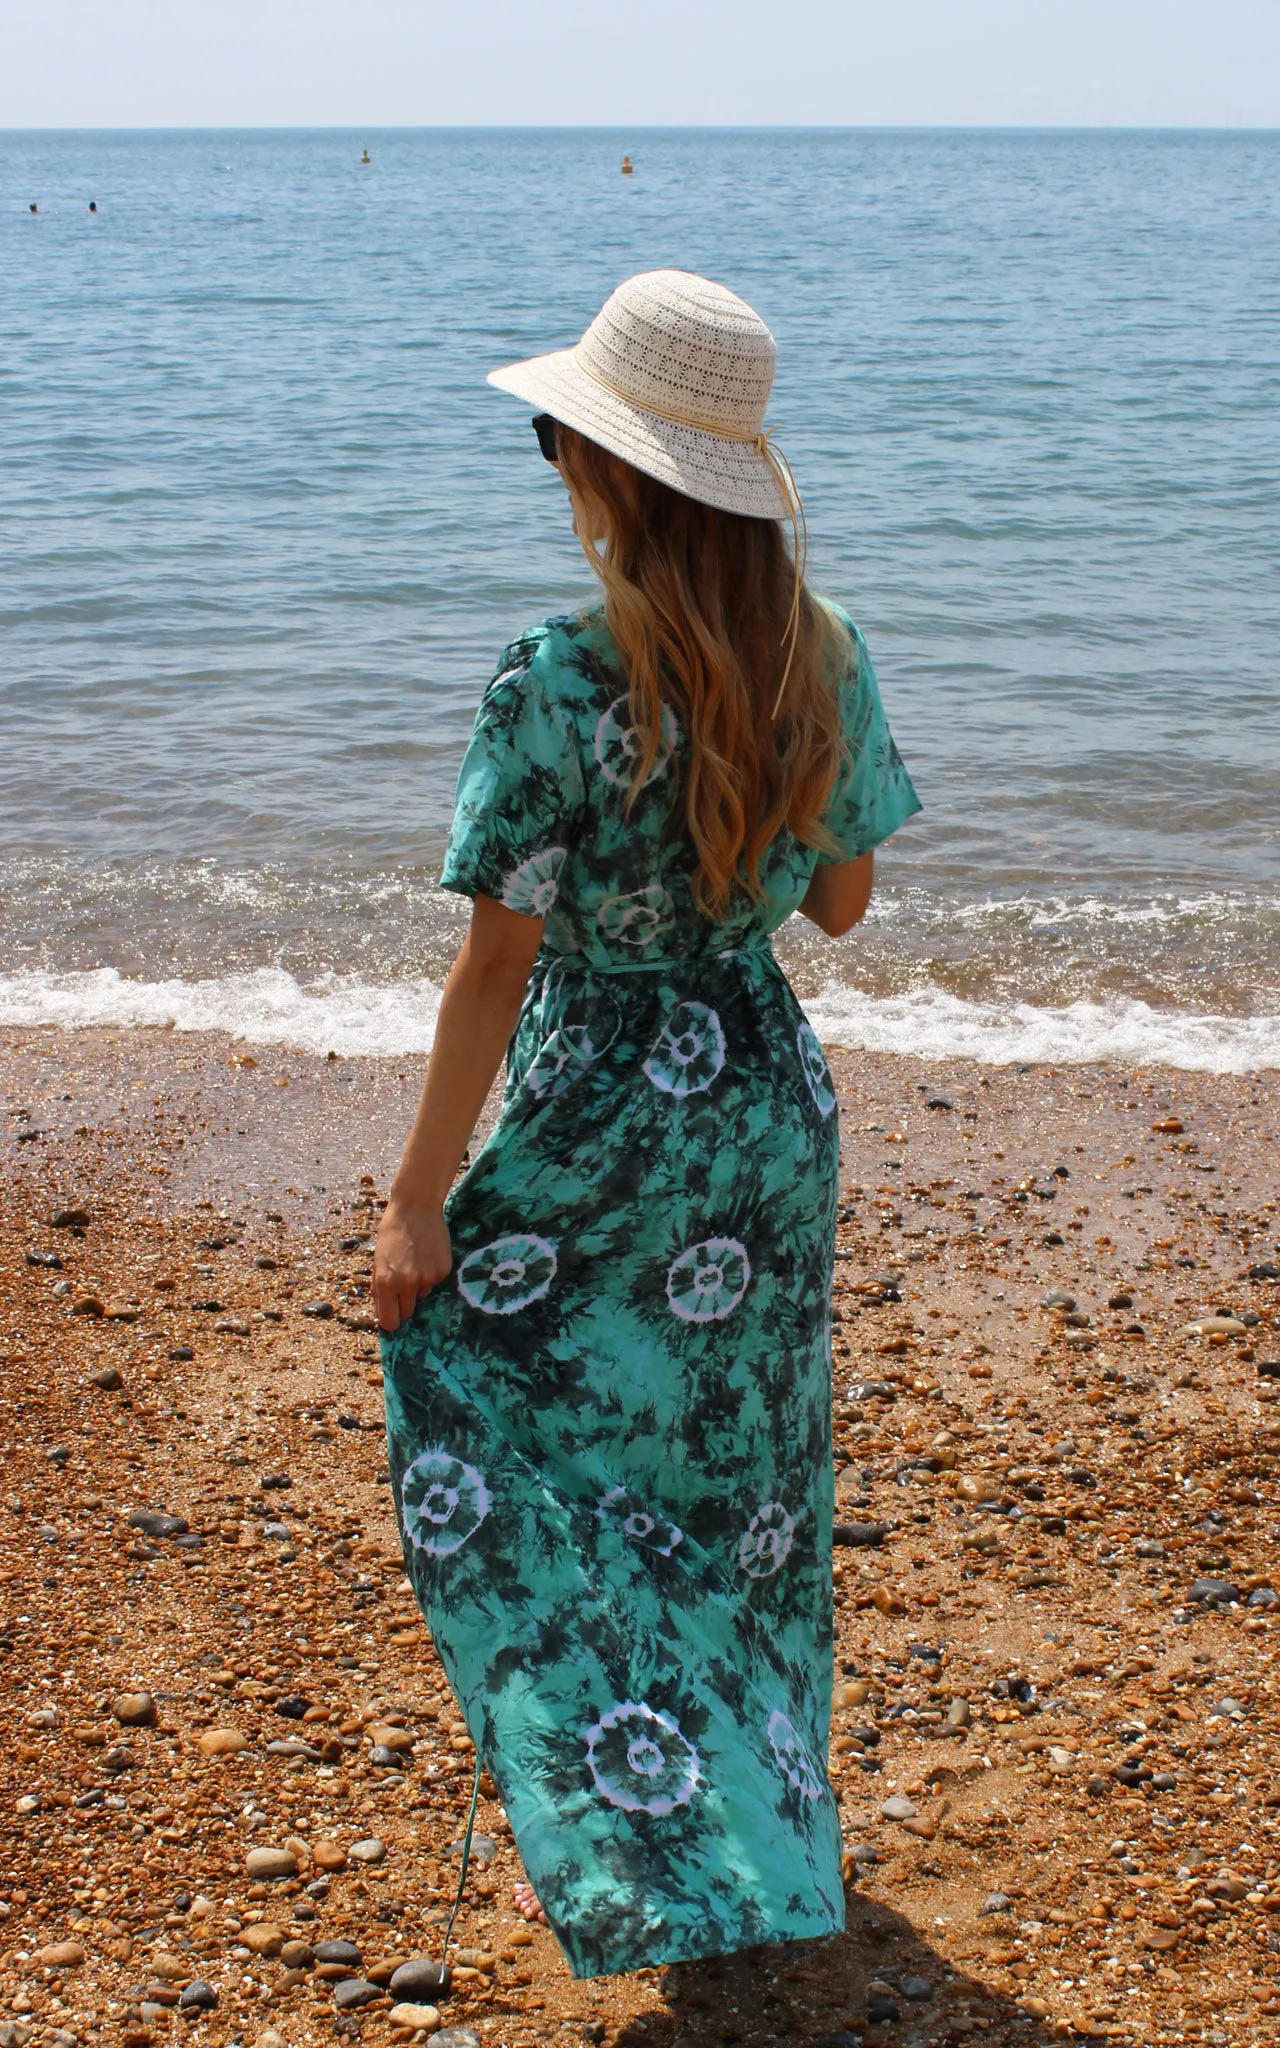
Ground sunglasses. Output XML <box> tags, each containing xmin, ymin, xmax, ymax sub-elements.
<box><xmin>531</xmin><ymin>413</ymin><xmax>560</xmax><ymax>464</ymax></box>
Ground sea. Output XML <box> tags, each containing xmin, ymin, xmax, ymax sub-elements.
<box><xmin>2</xmin><ymin>127</ymin><xmax>1278</xmax><ymax>1070</ymax></box>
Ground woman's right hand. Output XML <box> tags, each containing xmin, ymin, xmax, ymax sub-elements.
<box><xmin>373</xmin><ymin>1200</ymin><xmax>453</xmax><ymax>1334</ymax></box>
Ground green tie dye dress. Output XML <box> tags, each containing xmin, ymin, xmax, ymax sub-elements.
<box><xmin>380</xmin><ymin>603</ymin><xmax>920</xmax><ymax>1979</ymax></box>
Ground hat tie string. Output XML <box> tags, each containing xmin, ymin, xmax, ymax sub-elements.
<box><xmin>570</xmin><ymin>350</ymin><xmax>807</xmax><ymax>720</ymax></box>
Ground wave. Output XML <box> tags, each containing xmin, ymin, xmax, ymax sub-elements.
<box><xmin>805</xmin><ymin>983</ymin><xmax>1280</xmax><ymax>1074</ymax></box>
<box><xmin>1</xmin><ymin>967</ymin><xmax>1276</xmax><ymax>1073</ymax></box>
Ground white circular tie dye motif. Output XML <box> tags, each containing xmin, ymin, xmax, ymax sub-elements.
<box><xmin>737</xmin><ymin>1500</ymin><xmax>796</xmax><ymax>1578</ymax></box>
<box><xmin>585</xmin><ymin>1700</ymin><xmax>701</xmax><ymax>1816</ymax></box>
<box><xmin>643</xmin><ymin>1001</ymin><xmax>726</xmax><ymax>1097</ymax></box>
<box><xmin>401</xmin><ymin>1448</ymin><xmax>492</xmax><ymax>1557</ymax></box>
<box><xmin>595</xmin><ymin>1485</ymin><xmax>684</xmax><ymax>1556</ymax></box>
<box><xmin>795</xmin><ymin>1020</ymin><xmax>837</xmax><ymax>1116</ymax></box>
<box><xmin>501</xmin><ymin>845</ymin><xmax>567</xmax><ymax>917</ymax></box>
<box><xmin>596</xmin><ymin>883</ymin><xmax>677</xmax><ymax>949</ymax></box>
<box><xmin>665</xmin><ymin>1237</ymin><xmax>751</xmax><ymax>1322</ymax></box>
<box><xmin>768</xmin><ymin>1708</ymin><xmax>825</xmax><ymax>1802</ymax></box>
<box><xmin>457</xmin><ymin>1232</ymin><xmax>557</xmax><ymax>1315</ymax></box>
<box><xmin>594</xmin><ymin>698</ymin><xmax>678</xmax><ymax>790</ymax></box>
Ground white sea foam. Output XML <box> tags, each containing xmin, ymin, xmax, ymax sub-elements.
<box><xmin>1</xmin><ymin>967</ymin><xmax>1276</xmax><ymax>1073</ymax></box>
<box><xmin>804</xmin><ymin>984</ymin><xmax>1280</xmax><ymax>1075</ymax></box>
<box><xmin>0</xmin><ymin>967</ymin><xmax>442</xmax><ymax>1059</ymax></box>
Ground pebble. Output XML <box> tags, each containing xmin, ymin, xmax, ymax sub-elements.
<box><xmin>349</xmin><ymin>1836</ymin><xmax>387</xmax><ymax>1865</ymax></box>
<box><xmin>833</xmin><ymin>1521</ymin><xmax>888</xmax><ymax>1547</ymax></box>
<box><xmin>112</xmin><ymin>1691</ymin><xmax>156</xmax><ymax>1726</ymax></box>
<box><xmin>388</xmin><ymin>1960</ymin><xmax>450</xmax><ymax>2005</ymax></box>
<box><xmin>177</xmin><ymin>1981</ymin><xmax>217</xmax><ymax>2010</ymax></box>
<box><xmin>980</xmin><ymin>1892</ymin><xmax>1012</xmax><ymax>1915</ymax></box>
<box><xmin>388</xmin><ymin>2004</ymin><xmax>441</xmax><ymax>2031</ymax></box>
<box><xmin>315</xmin><ymin>1941</ymin><xmax>364</xmax><ymax>1967</ymax></box>
<box><xmin>127</xmin><ymin>1510</ymin><xmax>188</xmax><ymax>1539</ymax></box>
<box><xmin>333</xmin><ymin>1978</ymin><xmax>382</xmax><ymax>2009</ymax></box>
<box><xmin>244</xmin><ymin>1846</ymin><xmax>298</xmax><ymax>1880</ymax></box>
<box><xmin>899</xmin><ymin>1976</ymin><xmax>933</xmax><ymax>2002</ymax></box>
<box><xmin>881</xmin><ymin>1796</ymin><xmax>917</xmax><ymax>1821</ymax></box>
<box><xmin>432</xmin><ymin>2032</ymin><xmax>480</xmax><ymax>2048</ymax></box>
<box><xmin>88</xmin><ymin>1365</ymin><xmax>123</xmax><ymax>1390</ymax></box>
<box><xmin>33</xmin><ymin>1941</ymin><xmax>84</xmax><ymax>1969</ymax></box>
<box><xmin>275</xmin><ymin>1692</ymin><xmax>312</xmax><ymax>1717</ymax></box>
<box><xmin>1190</xmin><ymin>1576</ymin><xmax>1242</xmax><ymax>1606</ymax></box>
<box><xmin>198</xmin><ymin>1726</ymin><xmax>248</xmax><ymax>1757</ymax></box>
<box><xmin>312</xmin><ymin>1839</ymin><xmax>348</xmax><ymax>1871</ymax></box>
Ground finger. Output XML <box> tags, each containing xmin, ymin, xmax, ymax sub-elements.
<box><xmin>374</xmin><ymin>1270</ymin><xmax>401</xmax><ymax>1334</ymax></box>
<box><xmin>400</xmin><ymin>1274</ymin><xmax>424</xmax><ymax>1324</ymax></box>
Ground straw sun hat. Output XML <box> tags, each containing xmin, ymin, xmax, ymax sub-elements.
<box><xmin>487</xmin><ymin>269</ymin><xmax>798</xmax><ymax>524</ymax></box>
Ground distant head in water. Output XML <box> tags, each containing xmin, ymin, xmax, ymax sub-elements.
<box><xmin>89</xmin><ymin>201</ymin><xmax>97</xmax><ymax>213</ymax></box>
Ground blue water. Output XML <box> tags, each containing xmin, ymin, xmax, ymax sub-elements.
<box><xmin>2</xmin><ymin>129</ymin><xmax>1278</xmax><ymax>1062</ymax></box>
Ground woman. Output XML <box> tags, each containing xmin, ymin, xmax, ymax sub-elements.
<box><xmin>374</xmin><ymin>269</ymin><xmax>920</xmax><ymax>1980</ymax></box>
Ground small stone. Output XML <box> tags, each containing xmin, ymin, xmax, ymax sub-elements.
<box><xmin>88</xmin><ymin>1366</ymin><xmax>123</xmax><ymax>1390</ymax></box>
<box><xmin>1190</xmin><ymin>1576</ymin><xmax>1242</xmax><ymax>1607</ymax></box>
<box><xmin>980</xmin><ymin>1892</ymin><xmax>1013</xmax><ymax>1915</ymax></box>
<box><xmin>370</xmin><ymin>1744</ymin><xmax>407</xmax><ymax>1768</ymax></box>
<box><xmin>432</xmin><ymin>2033</ymin><xmax>480</xmax><ymax>2048</ymax></box>
<box><xmin>389</xmin><ymin>1958</ymin><xmax>450</xmax><ymax>2000</ymax></box>
<box><xmin>34</xmin><ymin>1940</ymin><xmax>85</xmax><ymax>1969</ymax></box>
<box><xmin>899</xmin><ymin>1976</ymin><xmax>933</xmax><ymax>2002</ymax></box>
<box><xmin>833</xmin><ymin>1521</ymin><xmax>888</xmax><ymax>1547</ymax></box>
<box><xmin>316</xmin><ymin>1941</ymin><xmax>364</xmax><ymax>1968</ymax></box>
<box><xmin>198</xmin><ymin>1726</ymin><xmax>248</xmax><ymax>1757</ymax></box>
<box><xmin>1041</xmin><ymin>1291</ymin><xmax>1076</xmax><ymax>1311</ymax></box>
<box><xmin>127</xmin><ymin>1509</ymin><xmax>189</xmax><ymax>1539</ymax></box>
<box><xmin>281</xmin><ymin>1939</ymin><xmax>315</xmax><ymax>1969</ymax></box>
<box><xmin>71</xmin><ymin>1295</ymin><xmax>105</xmax><ymax>1317</ymax></box>
<box><xmin>168</xmin><ymin>1345</ymin><xmax>194</xmax><ymax>1362</ymax></box>
<box><xmin>872</xmin><ymin>1586</ymin><xmax>907</xmax><ymax>1616</ymax></box>
<box><xmin>178</xmin><ymin>1981</ymin><xmax>218</xmax><ymax>2010</ymax></box>
<box><xmin>333</xmin><ymin>1978</ymin><xmax>382</xmax><ymax>2010</ymax></box>
<box><xmin>349</xmin><ymin>1836</ymin><xmax>387</xmax><ymax>1865</ymax></box>
<box><xmin>926</xmin><ymin>1096</ymin><xmax>953</xmax><ymax>1111</ymax></box>
<box><xmin>268</xmin><ymin>1738</ymin><xmax>322</xmax><ymax>1760</ymax></box>
<box><xmin>50</xmin><ymin>1206</ymin><xmax>91</xmax><ymax>1228</ymax></box>
<box><xmin>112</xmin><ymin>1690</ymin><xmax>156</xmax><ymax>1726</ymax></box>
<box><xmin>367</xmin><ymin>1722</ymin><xmax>415</xmax><ymax>1751</ymax></box>
<box><xmin>312</xmin><ymin>1839</ymin><xmax>348</xmax><ymax>1871</ymax></box>
<box><xmin>275</xmin><ymin>1694</ymin><xmax>312</xmax><ymax>1719</ymax></box>
<box><xmin>944</xmin><ymin>1697</ymin><xmax>971</xmax><ymax>1733</ymax></box>
<box><xmin>302</xmin><ymin>1300</ymin><xmax>335</xmax><ymax>1319</ymax></box>
<box><xmin>259</xmin><ymin>1472</ymin><xmax>292</xmax><ymax>1490</ymax></box>
<box><xmin>245</xmin><ymin>1845</ymin><xmax>298</xmax><ymax>1880</ymax></box>
<box><xmin>881</xmin><ymin>1795</ymin><xmax>917</xmax><ymax>1821</ymax></box>
<box><xmin>15</xmin><ymin>1794</ymin><xmax>40</xmax><ymax>1815</ymax></box>
<box><xmin>388</xmin><ymin>2004</ymin><xmax>441</xmax><ymax>2032</ymax></box>
<box><xmin>242</xmin><ymin>1923</ymin><xmax>284</xmax><ymax>1955</ymax></box>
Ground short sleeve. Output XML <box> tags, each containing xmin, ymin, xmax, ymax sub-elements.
<box><xmin>814</xmin><ymin>614</ymin><xmax>922</xmax><ymax>864</ymax></box>
<box><xmin>440</xmin><ymin>629</ymin><xmax>587</xmax><ymax>915</ymax></box>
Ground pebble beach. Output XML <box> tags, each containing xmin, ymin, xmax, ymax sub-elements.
<box><xmin>3</xmin><ymin>1028</ymin><xmax>1278</xmax><ymax>2048</ymax></box>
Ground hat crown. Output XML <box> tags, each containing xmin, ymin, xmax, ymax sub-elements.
<box><xmin>578</xmin><ymin>270</ymin><xmax>776</xmax><ymax>439</ymax></box>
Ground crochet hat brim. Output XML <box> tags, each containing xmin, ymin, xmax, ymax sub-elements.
<box><xmin>487</xmin><ymin>348</ymin><xmax>794</xmax><ymax>523</ymax></box>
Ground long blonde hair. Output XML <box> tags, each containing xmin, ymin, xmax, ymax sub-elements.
<box><xmin>557</xmin><ymin>426</ymin><xmax>848</xmax><ymax>917</ymax></box>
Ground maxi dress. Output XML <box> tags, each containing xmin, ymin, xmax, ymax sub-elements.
<box><xmin>380</xmin><ymin>604</ymin><xmax>920</xmax><ymax>1979</ymax></box>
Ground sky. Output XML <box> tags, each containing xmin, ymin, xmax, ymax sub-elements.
<box><xmin>2</xmin><ymin>0</ymin><xmax>1278</xmax><ymax>129</ymax></box>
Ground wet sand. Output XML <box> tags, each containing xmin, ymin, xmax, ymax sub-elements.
<box><xmin>2</xmin><ymin>1027</ymin><xmax>1278</xmax><ymax>2048</ymax></box>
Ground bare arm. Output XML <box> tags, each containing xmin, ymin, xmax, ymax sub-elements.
<box><xmin>798</xmin><ymin>850</ymin><xmax>875</xmax><ymax>937</ymax></box>
<box><xmin>373</xmin><ymin>893</ymin><xmax>544</xmax><ymax>1333</ymax></box>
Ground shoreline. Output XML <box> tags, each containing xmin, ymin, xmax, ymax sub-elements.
<box><xmin>2</xmin><ymin>1027</ymin><xmax>1278</xmax><ymax>2047</ymax></box>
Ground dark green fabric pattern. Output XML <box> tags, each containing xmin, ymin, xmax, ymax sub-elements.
<box><xmin>380</xmin><ymin>605</ymin><xmax>920</xmax><ymax>1978</ymax></box>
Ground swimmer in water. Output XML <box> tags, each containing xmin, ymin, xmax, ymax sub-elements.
<box><xmin>29</xmin><ymin>202</ymin><xmax>37</xmax><ymax>213</ymax></box>
<box><xmin>361</xmin><ymin>149</ymin><xmax>371</xmax><ymax>164</ymax></box>
<box><xmin>89</xmin><ymin>201</ymin><xmax>97</xmax><ymax>213</ymax></box>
